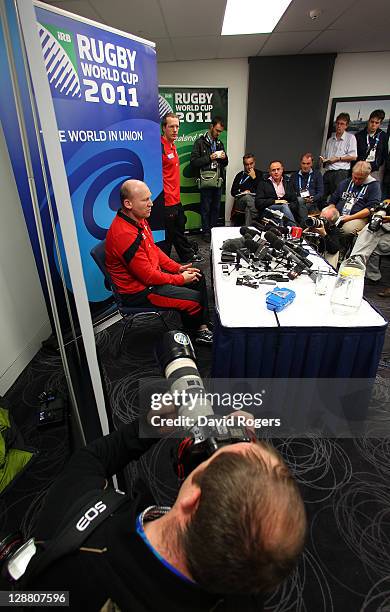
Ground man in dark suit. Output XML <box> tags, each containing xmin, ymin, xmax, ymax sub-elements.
<box><xmin>255</xmin><ymin>160</ymin><xmax>298</xmax><ymax>224</ymax></box>
<box><xmin>230</xmin><ymin>153</ymin><xmax>263</xmax><ymax>225</ymax></box>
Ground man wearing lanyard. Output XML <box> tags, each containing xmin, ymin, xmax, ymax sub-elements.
<box><xmin>328</xmin><ymin>161</ymin><xmax>381</xmax><ymax>238</ymax></box>
<box><xmin>291</xmin><ymin>153</ymin><xmax>324</xmax><ymax>220</ymax></box>
<box><xmin>320</xmin><ymin>113</ymin><xmax>357</xmax><ymax>200</ymax></box>
<box><xmin>160</xmin><ymin>113</ymin><xmax>203</xmax><ymax>264</ymax></box>
<box><xmin>230</xmin><ymin>153</ymin><xmax>263</xmax><ymax>225</ymax></box>
<box><xmin>354</xmin><ymin>109</ymin><xmax>388</xmax><ymax>182</ymax></box>
<box><xmin>190</xmin><ymin>117</ymin><xmax>228</xmax><ymax>241</ymax></box>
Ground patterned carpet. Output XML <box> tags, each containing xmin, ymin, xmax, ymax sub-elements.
<box><xmin>1</xmin><ymin>238</ymin><xmax>390</xmax><ymax>611</ymax></box>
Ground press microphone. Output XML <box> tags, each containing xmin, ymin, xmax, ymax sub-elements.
<box><xmin>244</xmin><ymin>238</ymin><xmax>272</xmax><ymax>262</ymax></box>
<box><xmin>285</xmin><ymin>240</ymin><xmax>310</xmax><ymax>258</ymax></box>
<box><xmin>221</xmin><ymin>237</ymin><xmax>245</xmax><ymax>252</ymax></box>
<box><xmin>264</xmin><ymin>232</ymin><xmax>313</xmax><ymax>270</ymax></box>
<box><xmin>239</xmin><ymin>226</ymin><xmax>263</xmax><ymax>241</ymax></box>
<box><xmin>263</xmin><ymin>208</ymin><xmax>294</xmax><ymax>226</ymax></box>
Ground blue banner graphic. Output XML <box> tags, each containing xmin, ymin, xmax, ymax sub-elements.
<box><xmin>0</xmin><ymin>1</ymin><xmax>163</xmax><ymax>319</ymax></box>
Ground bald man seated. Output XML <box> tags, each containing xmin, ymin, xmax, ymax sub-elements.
<box><xmin>105</xmin><ymin>180</ymin><xmax>212</xmax><ymax>345</ymax></box>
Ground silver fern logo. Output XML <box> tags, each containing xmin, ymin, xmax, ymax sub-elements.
<box><xmin>39</xmin><ymin>24</ymin><xmax>81</xmax><ymax>99</ymax></box>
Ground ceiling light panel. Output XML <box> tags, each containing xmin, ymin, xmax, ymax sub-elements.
<box><xmin>222</xmin><ymin>0</ymin><xmax>293</xmax><ymax>35</ymax></box>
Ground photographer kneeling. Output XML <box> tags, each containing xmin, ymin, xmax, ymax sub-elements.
<box><xmin>351</xmin><ymin>200</ymin><xmax>390</xmax><ymax>297</ymax></box>
<box><xmin>304</xmin><ymin>205</ymin><xmax>341</xmax><ymax>268</ymax></box>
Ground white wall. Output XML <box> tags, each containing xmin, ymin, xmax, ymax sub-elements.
<box><xmin>0</xmin><ymin>124</ymin><xmax>51</xmax><ymax>395</ymax></box>
<box><xmin>322</xmin><ymin>52</ymin><xmax>390</xmax><ymax>149</ymax></box>
<box><xmin>158</xmin><ymin>58</ymin><xmax>249</xmax><ymax>223</ymax></box>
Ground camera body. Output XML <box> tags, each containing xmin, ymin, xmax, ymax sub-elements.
<box><xmin>368</xmin><ymin>201</ymin><xmax>390</xmax><ymax>232</ymax></box>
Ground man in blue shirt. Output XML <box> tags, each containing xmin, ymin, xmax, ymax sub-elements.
<box><xmin>291</xmin><ymin>153</ymin><xmax>324</xmax><ymax>222</ymax></box>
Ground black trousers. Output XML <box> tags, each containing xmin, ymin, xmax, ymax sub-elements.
<box><xmin>160</xmin><ymin>203</ymin><xmax>194</xmax><ymax>262</ymax></box>
<box><xmin>323</xmin><ymin>169</ymin><xmax>349</xmax><ymax>201</ymax></box>
<box><xmin>120</xmin><ymin>275</ymin><xmax>210</xmax><ymax>330</ymax></box>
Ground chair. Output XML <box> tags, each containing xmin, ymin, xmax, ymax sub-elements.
<box><xmin>90</xmin><ymin>240</ymin><xmax>171</xmax><ymax>356</ymax></box>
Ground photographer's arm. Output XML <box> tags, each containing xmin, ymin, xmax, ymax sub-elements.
<box><xmin>34</xmin><ymin>421</ymin><xmax>158</xmax><ymax>540</ymax></box>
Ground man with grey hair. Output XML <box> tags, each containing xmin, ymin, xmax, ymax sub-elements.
<box><xmin>328</xmin><ymin>161</ymin><xmax>381</xmax><ymax>238</ymax></box>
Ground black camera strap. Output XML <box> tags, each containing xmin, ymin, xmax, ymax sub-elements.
<box><xmin>21</xmin><ymin>488</ymin><xmax>130</xmax><ymax>586</ymax></box>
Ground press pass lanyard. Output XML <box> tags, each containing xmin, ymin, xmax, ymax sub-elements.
<box><xmin>367</xmin><ymin>132</ymin><xmax>380</xmax><ymax>153</ymax></box>
<box><xmin>341</xmin><ymin>180</ymin><xmax>367</xmax><ymax>215</ymax></box>
<box><xmin>239</xmin><ymin>172</ymin><xmax>250</xmax><ymax>185</ymax></box>
<box><xmin>298</xmin><ymin>172</ymin><xmax>312</xmax><ymax>191</ymax></box>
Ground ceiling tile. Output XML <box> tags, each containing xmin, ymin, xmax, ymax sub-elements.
<box><xmin>217</xmin><ymin>34</ymin><xmax>268</xmax><ymax>58</ymax></box>
<box><xmin>91</xmin><ymin>0</ymin><xmax>169</xmax><ymax>38</ymax></box>
<box><xmin>302</xmin><ymin>28</ymin><xmax>390</xmax><ymax>54</ymax></box>
<box><xmin>331</xmin><ymin>0</ymin><xmax>390</xmax><ymax>30</ymax></box>
<box><xmin>171</xmin><ymin>36</ymin><xmax>219</xmax><ymax>61</ymax></box>
<box><xmin>259</xmin><ymin>31</ymin><xmax>319</xmax><ymax>55</ymax></box>
<box><xmin>40</xmin><ymin>0</ymin><xmax>103</xmax><ymax>22</ymax></box>
<box><xmin>160</xmin><ymin>0</ymin><xmax>226</xmax><ymax>37</ymax></box>
<box><xmin>275</xmin><ymin>0</ymin><xmax>357</xmax><ymax>32</ymax></box>
<box><xmin>155</xmin><ymin>38</ymin><xmax>176</xmax><ymax>62</ymax></box>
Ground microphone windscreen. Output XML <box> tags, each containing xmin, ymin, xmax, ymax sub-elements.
<box><xmin>264</xmin><ymin>231</ymin><xmax>283</xmax><ymax>250</ymax></box>
<box><xmin>222</xmin><ymin>237</ymin><xmax>245</xmax><ymax>252</ymax></box>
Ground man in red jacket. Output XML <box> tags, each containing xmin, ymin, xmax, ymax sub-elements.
<box><xmin>106</xmin><ymin>179</ymin><xmax>212</xmax><ymax>344</ymax></box>
<box><xmin>161</xmin><ymin>112</ymin><xmax>203</xmax><ymax>263</ymax></box>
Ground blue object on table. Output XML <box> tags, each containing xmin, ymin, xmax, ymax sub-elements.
<box><xmin>266</xmin><ymin>287</ymin><xmax>296</xmax><ymax>312</ymax></box>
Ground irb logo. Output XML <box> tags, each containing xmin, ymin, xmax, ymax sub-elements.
<box><xmin>57</xmin><ymin>31</ymin><xmax>71</xmax><ymax>43</ymax></box>
<box><xmin>76</xmin><ymin>501</ymin><xmax>107</xmax><ymax>531</ymax></box>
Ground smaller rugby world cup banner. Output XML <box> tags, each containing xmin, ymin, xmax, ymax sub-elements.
<box><xmin>0</xmin><ymin>0</ymin><xmax>163</xmax><ymax>322</ymax></box>
<box><xmin>158</xmin><ymin>87</ymin><xmax>228</xmax><ymax>230</ymax></box>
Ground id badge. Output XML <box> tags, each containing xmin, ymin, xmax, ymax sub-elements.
<box><xmin>366</xmin><ymin>147</ymin><xmax>376</xmax><ymax>162</ymax></box>
<box><xmin>300</xmin><ymin>189</ymin><xmax>310</xmax><ymax>198</ymax></box>
<box><xmin>341</xmin><ymin>196</ymin><xmax>356</xmax><ymax>215</ymax></box>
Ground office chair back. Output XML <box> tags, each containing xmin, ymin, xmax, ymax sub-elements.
<box><xmin>90</xmin><ymin>239</ymin><xmax>171</xmax><ymax>355</ymax></box>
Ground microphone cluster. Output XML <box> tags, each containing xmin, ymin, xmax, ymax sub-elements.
<box><xmin>220</xmin><ymin>224</ymin><xmax>315</xmax><ymax>282</ymax></box>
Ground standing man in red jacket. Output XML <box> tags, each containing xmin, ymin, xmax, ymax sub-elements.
<box><xmin>161</xmin><ymin>113</ymin><xmax>203</xmax><ymax>263</ymax></box>
<box><xmin>105</xmin><ymin>179</ymin><xmax>212</xmax><ymax>344</ymax></box>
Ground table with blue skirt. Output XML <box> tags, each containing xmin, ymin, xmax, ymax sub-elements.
<box><xmin>211</xmin><ymin>227</ymin><xmax>387</xmax><ymax>380</ymax></box>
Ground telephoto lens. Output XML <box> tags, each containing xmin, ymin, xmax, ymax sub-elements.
<box><xmin>155</xmin><ymin>331</ymin><xmax>213</xmax><ymax>420</ymax></box>
<box><xmin>305</xmin><ymin>217</ymin><xmax>323</xmax><ymax>229</ymax></box>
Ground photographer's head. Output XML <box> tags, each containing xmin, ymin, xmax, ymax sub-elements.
<box><xmin>321</xmin><ymin>205</ymin><xmax>339</xmax><ymax>225</ymax></box>
<box><xmin>147</xmin><ymin>440</ymin><xmax>306</xmax><ymax>595</ymax></box>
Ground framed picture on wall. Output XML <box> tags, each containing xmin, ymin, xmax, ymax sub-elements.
<box><xmin>328</xmin><ymin>96</ymin><xmax>390</xmax><ymax>137</ymax></box>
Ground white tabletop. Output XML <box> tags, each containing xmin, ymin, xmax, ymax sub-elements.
<box><xmin>211</xmin><ymin>227</ymin><xmax>387</xmax><ymax>329</ymax></box>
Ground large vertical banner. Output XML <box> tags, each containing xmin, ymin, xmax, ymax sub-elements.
<box><xmin>158</xmin><ymin>87</ymin><xmax>228</xmax><ymax>230</ymax></box>
<box><xmin>0</xmin><ymin>1</ymin><xmax>163</xmax><ymax>319</ymax></box>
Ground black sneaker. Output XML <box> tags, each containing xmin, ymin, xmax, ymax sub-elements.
<box><xmin>182</xmin><ymin>253</ymin><xmax>204</xmax><ymax>264</ymax></box>
<box><xmin>190</xmin><ymin>240</ymin><xmax>199</xmax><ymax>254</ymax></box>
<box><xmin>195</xmin><ymin>329</ymin><xmax>213</xmax><ymax>345</ymax></box>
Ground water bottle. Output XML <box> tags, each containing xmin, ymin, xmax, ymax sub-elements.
<box><xmin>330</xmin><ymin>256</ymin><xmax>366</xmax><ymax>316</ymax></box>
